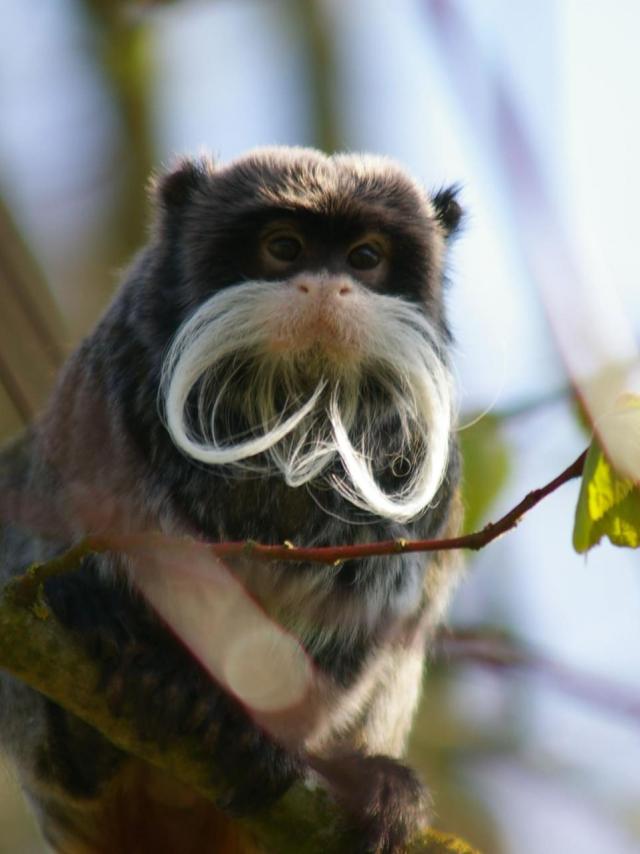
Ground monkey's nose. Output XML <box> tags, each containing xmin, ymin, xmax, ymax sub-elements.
<box><xmin>295</xmin><ymin>275</ymin><xmax>353</xmax><ymax>299</ymax></box>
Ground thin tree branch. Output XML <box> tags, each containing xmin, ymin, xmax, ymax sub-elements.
<box><xmin>437</xmin><ymin>627</ymin><xmax>640</xmax><ymax>725</ymax></box>
<box><xmin>6</xmin><ymin>449</ymin><xmax>588</xmax><ymax>613</ymax></box>
<box><xmin>199</xmin><ymin>449</ymin><xmax>587</xmax><ymax>562</ymax></box>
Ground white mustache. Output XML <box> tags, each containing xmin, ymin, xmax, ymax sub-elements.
<box><xmin>160</xmin><ymin>279</ymin><xmax>454</xmax><ymax>523</ymax></box>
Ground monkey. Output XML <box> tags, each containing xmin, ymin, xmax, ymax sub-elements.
<box><xmin>0</xmin><ymin>146</ymin><xmax>464</xmax><ymax>853</ymax></box>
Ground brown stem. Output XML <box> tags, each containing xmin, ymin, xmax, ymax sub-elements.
<box><xmin>10</xmin><ymin>448</ymin><xmax>588</xmax><ymax>607</ymax></box>
<box><xmin>204</xmin><ymin>449</ymin><xmax>588</xmax><ymax>563</ymax></box>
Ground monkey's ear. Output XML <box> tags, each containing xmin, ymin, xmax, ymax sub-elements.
<box><xmin>151</xmin><ymin>157</ymin><xmax>214</xmax><ymax>210</ymax></box>
<box><xmin>431</xmin><ymin>185</ymin><xmax>464</xmax><ymax>238</ymax></box>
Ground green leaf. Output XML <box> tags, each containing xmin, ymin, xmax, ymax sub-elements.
<box><xmin>573</xmin><ymin>407</ymin><xmax>640</xmax><ymax>553</ymax></box>
<box><xmin>459</xmin><ymin>415</ymin><xmax>510</xmax><ymax>534</ymax></box>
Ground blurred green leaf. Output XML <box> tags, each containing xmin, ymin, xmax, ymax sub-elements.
<box><xmin>573</xmin><ymin>443</ymin><xmax>640</xmax><ymax>552</ymax></box>
<box><xmin>570</xmin><ymin>391</ymin><xmax>594</xmax><ymax>436</ymax></box>
<box><xmin>409</xmin><ymin>667</ymin><xmax>507</xmax><ymax>854</ymax></box>
<box><xmin>459</xmin><ymin>416</ymin><xmax>511</xmax><ymax>533</ymax></box>
<box><xmin>573</xmin><ymin>396</ymin><xmax>640</xmax><ymax>552</ymax></box>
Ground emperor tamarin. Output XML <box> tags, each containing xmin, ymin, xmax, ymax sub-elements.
<box><xmin>0</xmin><ymin>147</ymin><xmax>464</xmax><ymax>853</ymax></box>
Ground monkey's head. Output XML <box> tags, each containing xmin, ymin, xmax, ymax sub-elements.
<box><xmin>152</xmin><ymin>147</ymin><xmax>462</xmax><ymax>524</ymax></box>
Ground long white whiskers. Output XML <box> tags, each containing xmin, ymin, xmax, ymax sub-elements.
<box><xmin>161</xmin><ymin>280</ymin><xmax>454</xmax><ymax>521</ymax></box>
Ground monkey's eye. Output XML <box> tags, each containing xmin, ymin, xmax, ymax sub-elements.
<box><xmin>348</xmin><ymin>243</ymin><xmax>382</xmax><ymax>271</ymax></box>
<box><xmin>266</xmin><ymin>234</ymin><xmax>303</xmax><ymax>263</ymax></box>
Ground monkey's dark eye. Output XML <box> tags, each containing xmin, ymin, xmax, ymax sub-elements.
<box><xmin>348</xmin><ymin>243</ymin><xmax>381</xmax><ymax>271</ymax></box>
<box><xmin>266</xmin><ymin>235</ymin><xmax>303</xmax><ymax>263</ymax></box>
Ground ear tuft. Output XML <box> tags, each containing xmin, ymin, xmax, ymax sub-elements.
<box><xmin>431</xmin><ymin>185</ymin><xmax>464</xmax><ymax>238</ymax></box>
<box><xmin>151</xmin><ymin>157</ymin><xmax>213</xmax><ymax>209</ymax></box>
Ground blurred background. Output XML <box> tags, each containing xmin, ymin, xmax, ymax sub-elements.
<box><xmin>1</xmin><ymin>1</ymin><xmax>639</xmax><ymax>851</ymax></box>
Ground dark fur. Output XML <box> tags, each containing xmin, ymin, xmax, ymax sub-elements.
<box><xmin>0</xmin><ymin>147</ymin><xmax>463</xmax><ymax>853</ymax></box>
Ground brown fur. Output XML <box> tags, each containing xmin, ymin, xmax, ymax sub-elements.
<box><xmin>39</xmin><ymin>763</ymin><xmax>260</xmax><ymax>854</ymax></box>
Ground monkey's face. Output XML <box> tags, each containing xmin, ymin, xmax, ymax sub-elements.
<box><xmin>247</xmin><ymin>221</ymin><xmax>390</xmax><ymax>364</ymax></box>
<box><xmin>156</xmin><ymin>148</ymin><xmax>462</xmax><ymax>523</ymax></box>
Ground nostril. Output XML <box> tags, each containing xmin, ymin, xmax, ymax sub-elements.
<box><xmin>296</xmin><ymin>278</ymin><xmax>351</xmax><ymax>297</ymax></box>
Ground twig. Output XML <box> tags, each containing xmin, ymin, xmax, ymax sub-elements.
<box><xmin>205</xmin><ymin>448</ymin><xmax>588</xmax><ymax>563</ymax></box>
<box><xmin>7</xmin><ymin>449</ymin><xmax>588</xmax><ymax>607</ymax></box>
<box><xmin>437</xmin><ymin>627</ymin><xmax>640</xmax><ymax>724</ymax></box>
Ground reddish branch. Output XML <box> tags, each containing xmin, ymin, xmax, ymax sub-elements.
<box><xmin>200</xmin><ymin>448</ymin><xmax>588</xmax><ymax>564</ymax></box>
<box><xmin>9</xmin><ymin>448</ymin><xmax>588</xmax><ymax>608</ymax></box>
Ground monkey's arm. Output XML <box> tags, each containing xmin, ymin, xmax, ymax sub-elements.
<box><xmin>0</xmin><ymin>534</ymin><xmax>476</xmax><ymax>852</ymax></box>
<box><xmin>0</xmin><ymin>436</ymin><xmax>473</xmax><ymax>853</ymax></box>
<box><xmin>0</xmin><ymin>556</ymin><xmax>304</xmax><ymax>852</ymax></box>
<box><xmin>43</xmin><ymin>556</ymin><xmax>302</xmax><ymax>807</ymax></box>
<box><xmin>0</xmin><ymin>436</ymin><xmax>301</xmax><ymax>846</ymax></box>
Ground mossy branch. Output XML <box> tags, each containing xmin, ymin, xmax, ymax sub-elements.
<box><xmin>0</xmin><ymin>447</ymin><xmax>592</xmax><ymax>851</ymax></box>
<box><xmin>0</xmin><ymin>556</ymin><xmax>477</xmax><ymax>854</ymax></box>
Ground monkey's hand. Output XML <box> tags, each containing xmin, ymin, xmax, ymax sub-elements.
<box><xmin>312</xmin><ymin>753</ymin><xmax>430</xmax><ymax>854</ymax></box>
<box><xmin>43</xmin><ymin>555</ymin><xmax>303</xmax><ymax>813</ymax></box>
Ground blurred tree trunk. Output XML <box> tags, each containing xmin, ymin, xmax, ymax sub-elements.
<box><xmin>84</xmin><ymin>0</ymin><xmax>155</xmax><ymax>263</ymax></box>
<box><xmin>0</xmin><ymin>198</ymin><xmax>68</xmax><ymax>441</ymax></box>
<box><xmin>0</xmin><ymin>1</ymin><xmax>155</xmax><ymax>445</ymax></box>
<box><xmin>291</xmin><ymin>0</ymin><xmax>343</xmax><ymax>153</ymax></box>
